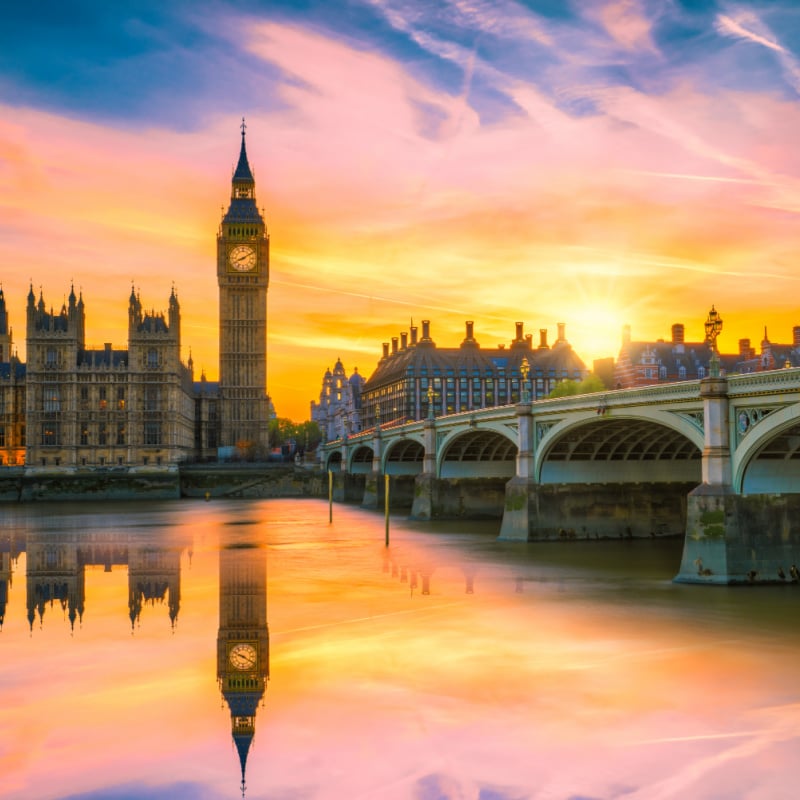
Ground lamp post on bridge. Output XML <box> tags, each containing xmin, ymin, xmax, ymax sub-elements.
<box><xmin>520</xmin><ymin>356</ymin><xmax>531</xmax><ymax>403</ymax></box>
<box><xmin>704</xmin><ymin>305</ymin><xmax>723</xmax><ymax>378</ymax></box>
<box><xmin>426</xmin><ymin>385</ymin><xmax>437</xmax><ymax>420</ymax></box>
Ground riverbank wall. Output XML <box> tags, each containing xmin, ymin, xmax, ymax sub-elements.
<box><xmin>0</xmin><ymin>464</ymin><xmax>329</xmax><ymax>503</ymax></box>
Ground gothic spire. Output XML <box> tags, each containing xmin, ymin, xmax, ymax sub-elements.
<box><xmin>233</xmin><ymin>117</ymin><xmax>255</xmax><ymax>183</ymax></box>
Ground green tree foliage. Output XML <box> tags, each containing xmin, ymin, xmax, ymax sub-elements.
<box><xmin>549</xmin><ymin>373</ymin><xmax>606</xmax><ymax>398</ymax></box>
<box><xmin>268</xmin><ymin>418</ymin><xmax>322</xmax><ymax>452</ymax></box>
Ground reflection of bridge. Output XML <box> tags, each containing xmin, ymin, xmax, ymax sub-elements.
<box><xmin>320</xmin><ymin>370</ymin><xmax>800</xmax><ymax>584</ymax></box>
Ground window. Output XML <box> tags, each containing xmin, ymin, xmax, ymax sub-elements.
<box><xmin>116</xmin><ymin>423</ymin><xmax>126</xmax><ymax>445</ymax></box>
<box><xmin>99</xmin><ymin>387</ymin><xmax>107</xmax><ymax>410</ymax></box>
<box><xmin>80</xmin><ymin>386</ymin><xmax>89</xmax><ymax>403</ymax></box>
<box><xmin>698</xmin><ymin>366</ymin><xmax>706</xmax><ymax>379</ymax></box>
<box><xmin>678</xmin><ymin>366</ymin><xmax>687</xmax><ymax>379</ymax></box>
<box><xmin>0</xmin><ymin>425</ymin><xmax>4</xmax><ymax>447</ymax></box>
<box><xmin>147</xmin><ymin>349</ymin><xmax>159</xmax><ymax>368</ymax></box>
<box><xmin>99</xmin><ymin>424</ymin><xmax>108</xmax><ymax>446</ymax></box>
<box><xmin>144</xmin><ymin>422</ymin><xmax>161</xmax><ymax>445</ymax></box>
<box><xmin>117</xmin><ymin>387</ymin><xmax>126</xmax><ymax>409</ymax></box>
<box><xmin>79</xmin><ymin>421</ymin><xmax>89</xmax><ymax>446</ymax></box>
<box><xmin>41</xmin><ymin>422</ymin><xmax>60</xmax><ymax>446</ymax></box>
<box><xmin>46</xmin><ymin>348</ymin><xmax>58</xmax><ymax>368</ymax></box>
<box><xmin>145</xmin><ymin>386</ymin><xmax>161</xmax><ymax>410</ymax></box>
<box><xmin>43</xmin><ymin>385</ymin><xmax>61</xmax><ymax>412</ymax></box>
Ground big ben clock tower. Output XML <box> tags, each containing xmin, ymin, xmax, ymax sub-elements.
<box><xmin>218</xmin><ymin>119</ymin><xmax>270</xmax><ymax>454</ymax></box>
<box><xmin>217</xmin><ymin>534</ymin><xmax>269</xmax><ymax>796</ymax></box>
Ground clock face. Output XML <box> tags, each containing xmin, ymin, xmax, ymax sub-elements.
<box><xmin>228</xmin><ymin>245</ymin><xmax>257</xmax><ymax>272</ymax></box>
<box><xmin>229</xmin><ymin>642</ymin><xmax>258</xmax><ymax>670</ymax></box>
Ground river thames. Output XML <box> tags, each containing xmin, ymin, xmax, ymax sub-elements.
<box><xmin>1</xmin><ymin>497</ymin><xmax>799</xmax><ymax>800</ymax></box>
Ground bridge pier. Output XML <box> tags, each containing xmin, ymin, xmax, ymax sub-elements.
<box><xmin>500</xmin><ymin>481</ymin><xmax>694</xmax><ymax>541</ymax></box>
<box><xmin>331</xmin><ymin>471</ymin><xmax>365</xmax><ymax>503</ymax></box>
<box><xmin>677</xmin><ymin>489</ymin><xmax>800</xmax><ymax>583</ymax></box>
<box><xmin>410</xmin><ymin>475</ymin><xmax>508</xmax><ymax>520</ymax></box>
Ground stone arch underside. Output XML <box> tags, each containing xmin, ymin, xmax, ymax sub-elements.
<box><xmin>740</xmin><ymin>421</ymin><xmax>800</xmax><ymax>493</ymax></box>
<box><xmin>440</xmin><ymin>431</ymin><xmax>517</xmax><ymax>478</ymax></box>
<box><xmin>541</xmin><ymin>418</ymin><xmax>701</xmax><ymax>484</ymax></box>
<box><xmin>349</xmin><ymin>445</ymin><xmax>373</xmax><ymax>474</ymax></box>
<box><xmin>325</xmin><ymin>451</ymin><xmax>342</xmax><ymax>471</ymax></box>
<box><xmin>384</xmin><ymin>439</ymin><xmax>425</xmax><ymax>475</ymax></box>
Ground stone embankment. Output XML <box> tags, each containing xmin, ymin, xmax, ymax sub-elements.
<box><xmin>0</xmin><ymin>464</ymin><xmax>328</xmax><ymax>503</ymax></box>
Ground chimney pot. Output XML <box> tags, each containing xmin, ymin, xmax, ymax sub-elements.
<box><xmin>539</xmin><ymin>328</ymin><xmax>548</xmax><ymax>348</ymax></box>
<box><xmin>382</xmin><ymin>342</ymin><xmax>389</xmax><ymax>358</ymax></box>
<box><xmin>391</xmin><ymin>337</ymin><xmax>398</xmax><ymax>354</ymax></box>
<box><xmin>422</xmin><ymin>319</ymin><xmax>431</xmax><ymax>341</ymax></box>
<box><xmin>671</xmin><ymin>323</ymin><xmax>685</xmax><ymax>344</ymax></box>
<box><xmin>410</xmin><ymin>326</ymin><xmax>418</xmax><ymax>345</ymax></box>
<box><xmin>465</xmin><ymin>320</ymin><xmax>474</xmax><ymax>340</ymax></box>
<box><xmin>401</xmin><ymin>331</ymin><xmax>408</xmax><ymax>349</ymax></box>
<box><xmin>515</xmin><ymin>321</ymin><xmax>524</xmax><ymax>341</ymax></box>
<box><xmin>557</xmin><ymin>322</ymin><xmax>566</xmax><ymax>342</ymax></box>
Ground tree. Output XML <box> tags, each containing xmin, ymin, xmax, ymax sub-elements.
<box><xmin>549</xmin><ymin>373</ymin><xmax>605</xmax><ymax>398</ymax></box>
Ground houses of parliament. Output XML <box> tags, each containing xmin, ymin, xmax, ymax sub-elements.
<box><xmin>0</xmin><ymin>123</ymin><xmax>270</xmax><ymax>469</ymax></box>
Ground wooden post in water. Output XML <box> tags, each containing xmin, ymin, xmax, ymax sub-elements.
<box><xmin>328</xmin><ymin>470</ymin><xmax>333</xmax><ymax>523</ymax></box>
<box><xmin>384</xmin><ymin>473</ymin><xmax>390</xmax><ymax>546</ymax></box>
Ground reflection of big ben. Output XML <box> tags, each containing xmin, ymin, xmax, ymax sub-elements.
<box><xmin>217</xmin><ymin>119</ymin><xmax>270</xmax><ymax>451</ymax></box>
<box><xmin>217</xmin><ymin>537</ymin><xmax>269</xmax><ymax>796</ymax></box>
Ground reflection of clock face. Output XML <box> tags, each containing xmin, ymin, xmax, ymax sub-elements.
<box><xmin>228</xmin><ymin>245</ymin><xmax>257</xmax><ymax>272</ymax></box>
<box><xmin>229</xmin><ymin>643</ymin><xmax>257</xmax><ymax>670</ymax></box>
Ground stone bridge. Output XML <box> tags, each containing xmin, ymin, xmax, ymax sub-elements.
<box><xmin>319</xmin><ymin>370</ymin><xmax>800</xmax><ymax>585</ymax></box>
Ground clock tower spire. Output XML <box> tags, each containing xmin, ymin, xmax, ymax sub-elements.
<box><xmin>217</xmin><ymin>119</ymin><xmax>271</xmax><ymax>457</ymax></box>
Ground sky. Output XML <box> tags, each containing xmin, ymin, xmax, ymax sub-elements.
<box><xmin>2</xmin><ymin>0</ymin><xmax>800</xmax><ymax>420</ymax></box>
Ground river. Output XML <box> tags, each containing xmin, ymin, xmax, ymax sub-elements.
<box><xmin>1</xmin><ymin>498</ymin><xmax>799</xmax><ymax>799</ymax></box>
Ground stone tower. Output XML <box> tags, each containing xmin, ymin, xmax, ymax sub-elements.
<box><xmin>216</xmin><ymin>535</ymin><xmax>269</xmax><ymax>796</ymax></box>
<box><xmin>217</xmin><ymin>120</ymin><xmax>270</xmax><ymax>456</ymax></box>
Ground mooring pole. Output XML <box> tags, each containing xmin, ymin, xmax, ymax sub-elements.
<box><xmin>384</xmin><ymin>473</ymin><xmax>390</xmax><ymax>546</ymax></box>
<box><xmin>328</xmin><ymin>470</ymin><xmax>333</xmax><ymax>523</ymax></box>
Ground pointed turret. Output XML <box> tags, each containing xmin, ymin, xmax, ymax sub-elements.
<box><xmin>223</xmin><ymin>119</ymin><xmax>263</xmax><ymax>225</ymax></box>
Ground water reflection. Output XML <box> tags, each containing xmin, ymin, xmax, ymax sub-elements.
<box><xmin>19</xmin><ymin>529</ymin><xmax>188</xmax><ymax>632</ymax></box>
<box><xmin>0</xmin><ymin>500</ymin><xmax>799</xmax><ymax>799</ymax></box>
<box><xmin>217</xmin><ymin>528</ymin><xmax>269</xmax><ymax>797</ymax></box>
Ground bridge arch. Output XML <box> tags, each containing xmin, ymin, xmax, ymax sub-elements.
<box><xmin>437</xmin><ymin>428</ymin><xmax>518</xmax><ymax>479</ymax></box>
<box><xmin>536</xmin><ymin>411</ymin><xmax>703</xmax><ymax>484</ymax></box>
<box><xmin>348</xmin><ymin>444</ymin><xmax>374</xmax><ymax>474</ymax></box>
<box><xmin>324</xmin><ymin>450</ymin><xmax>342</xmax><ymax>472</ymax></box>
<box><xmin>383</xmin><ymin>436</ymin><xmax>425</xmax><ymax>475</ymax></box>
<box><xmin>734</xmin><ymin>403</ymin><xmax>800</xmax><ymax>493</ymax></box>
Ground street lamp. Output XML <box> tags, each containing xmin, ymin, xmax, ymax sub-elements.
<box><xmin>704</xmin><ymin>305</ymin><xmax>723</xmax><ymax>378</ymax></box>
<box><xmin>426</xmin><ymin>384</ymin><xmax>436</xmax><ymax>420</ymax></box>
<box><xmin>519</xmin><ymin>356</ymin><xmax>531</xmax><ymax>402</ymax></box>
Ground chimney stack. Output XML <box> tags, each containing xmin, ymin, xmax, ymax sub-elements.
<box><xmin>515</xmin><ymin>321</ymin><xmax>524</xmax><ymax>342</ymax></box>
<box><xmin>422</xmin><ymin>320</ymin><xmax>431</xmax><ymax>341</ymax></box>
<box><xmin>671</xmin><ymin>324</ymin><xmax>684</xmax><ymax>344</ymax></box>
<box><xmin>410</xmin><ymin>325</ymin><xmax>418</xmax><ymax>345</ymax></box>
<box><xmin>557</xmin><ymin>322</ymin><xmax>566</xmax><ymax>343</ymax></box>
<box><xmin>391</xmin><ymin>336</ymin><xmax>398</xmax><ymax>354</ymax></box>
<box><xmin>539</xmin><ymin>328</ymin><xmax>548</xmax><ymax>349</ymax></box>
<box><xmin>382</xmin><ymin>342</ymin><xmax>389</xmax><ymax>358</ymax></box>
<box><xmin>465</xmin><ymin>320</ymin><xmax>474</xmax><ymax>340</ymax></box>
<box><xmin>401</xmin><ymin>331</ymin><xmax>408</xmax><ymax>349</ymax></box>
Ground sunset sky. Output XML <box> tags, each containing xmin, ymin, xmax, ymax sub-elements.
<box><xmin>2</xmin><ymin>0</ymin><xmax>800</xmax><ymax>419</ymax></box>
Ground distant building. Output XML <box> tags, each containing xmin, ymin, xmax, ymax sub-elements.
<box><xmin>0</xmin><ymin>125</ymin><xmax>278</xmax><ymax>470</ymax></box>
<box><xmin>614</xmin><ymin>322</ymin><xmax>800</xmax><ymax>389</ymax></box>
<box><xmin>359</xmin><ymin>319</ymin><xmax>587</xmax><ymax>428</ymax></box>
<box><xmin>310</xmin><ymin>358</ymin><xmax>365</xmax><ymax>441</ymax></box>
<box><xmin>22</xmin><ymin>283</ymin><xmax>194</xmax><ymax>469</ymax></box>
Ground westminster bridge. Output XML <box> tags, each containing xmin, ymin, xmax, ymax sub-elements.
<box><xmin>319</xmin><ymin>369</ymin><xmax>800</xmax><ymax>585</ymax></box>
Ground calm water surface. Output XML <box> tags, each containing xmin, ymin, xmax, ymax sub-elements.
<box><xmin>1</xmin><ymin>498</ymin><xmax>799</xmax><ymax>800</ymax></box>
